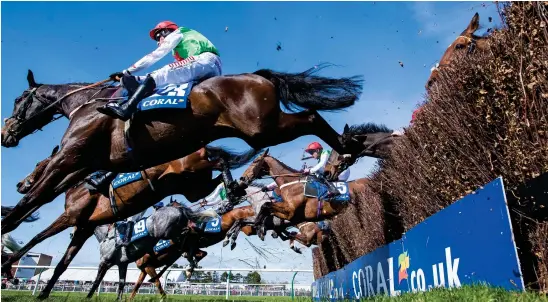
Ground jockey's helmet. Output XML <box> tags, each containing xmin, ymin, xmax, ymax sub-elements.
<box><xmin>305</xmin><ymin>142</ymin><xmax>323</xmax><ymax>154</ymax></box>
<box><xmin>149</xmin><ymin>21</ymin><xmax>179</xmax><ymax>41</ymax></box>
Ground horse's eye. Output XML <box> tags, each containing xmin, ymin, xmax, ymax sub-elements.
<box><xmin>455</xmin><ymin>44</ymin><xmax>465</xmax><ymax>49</ymax></box>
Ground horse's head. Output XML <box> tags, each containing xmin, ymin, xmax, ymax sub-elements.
<box><xmin>426</xmin><ymin>12</ymin><xmax>490</xmax><ymax>89</ymax></box>
<box><xmin>341</xmin><ymin>123</ymin><xmax>403</xmax><ymax>161</ymax></box>
<box><xmin>239</xmin><ymin>148</ymin><xmax>270</xmax><ymax>185</ymax></box>
<box><xmin>167</xmin><ymin>196</ymin><xmax>184</xmax><ymax>208</ymax></box>
<box><xmin>16</xmin><ymin>145</ymin><xmax>59</xmax><ymax>194</ymax></box>
<box><xmin>1</xmin><ymin>70</ymin><xmax>64</xmax><ymax>147</ymax></box>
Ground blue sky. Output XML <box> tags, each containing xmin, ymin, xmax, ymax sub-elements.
<box><xmin>1</xmin><ymin>1</ymin><xmax>501</xmax><ymax>283</ymax></box>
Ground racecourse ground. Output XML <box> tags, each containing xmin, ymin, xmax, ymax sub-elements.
<box><xmin>2</xmin><ymin>285</ymin><xmax>547</xmax><ymax>301</ymax></box>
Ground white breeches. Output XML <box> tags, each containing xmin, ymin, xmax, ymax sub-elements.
<box><xmin>146</xmin><ymin>52</ymin><xmax>222</xmax><ymax>87</ymax></box>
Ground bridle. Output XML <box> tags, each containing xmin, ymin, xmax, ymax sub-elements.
<box><xmin>430</xmin><ymin>35</ymin><xmax>478</xmax><ymax>74</ymax></box>
<box><xmin>6</xmin><ymin>79</ymin><xmax>111</xmax><ymax>139</ymax></box>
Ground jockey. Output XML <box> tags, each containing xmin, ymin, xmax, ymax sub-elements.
<box><xmin>97</xmin><ymin>21</ymin><xmax>222</xmax><ymax>121</ymax></box>
<box><xmin>302</xmin><ymin>142</ymin><xmax>342</xmax><ymax>198</ymax></box>
<box><xmin>261</xmin><ymin>142</ymin><xmax>349</xmax><ymax>199</ymax></box>
<box><xmin>202</xmin><ymin>182</ymin><xmax>234</xmax><ymax>215</ymax></box>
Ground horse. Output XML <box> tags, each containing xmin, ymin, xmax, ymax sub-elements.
<box><xmin>1</xmin><ymin>71</ymin><xmax>119</xmax><ymax>148</ymax></box>
<box><xmin>425</xmin><ymin>12</ymin><xmax>491</xmax><ymax>89</ymax></box>
<box><xmin>238</xmin><ymin>149</ymin><xmax>369</xmax><ymax>240</ymax></box>
<box><xmin>85</xmin><ymin>205</ymin><xmax>215</xmax><ymax>301</ymax></box>
<box><xmin>1</xmin><ymin>64</ymin><xmax>373</xmax><ymax>235</ymax></box>
<box><xmin>146</xmin><ymin>186</ymin><xmax>294</xmax><ymax>284</ymax></box>
<box><xmin>286</xmin><ymin>221</ymin><xmax>331</xmax><ymax>254</ymax></box>
<box><xmin>1</xmin><ymin>145</ymin><xmax>258</xmax><ymax>298</ymax></box>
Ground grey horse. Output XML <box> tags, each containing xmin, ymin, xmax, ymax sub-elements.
<box><xmin>86</xmin><ymin>205</ymin><xmax>216</xmax><ymax>300</ymax></box>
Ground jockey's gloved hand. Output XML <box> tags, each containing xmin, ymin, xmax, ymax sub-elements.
<box><xmin>261</xmin><ymin>187</ymin><xmax>269</xmax><ymax>192</ymax></box>
<box><xmin>109</xmin><ymin>72</ymin><xmax>125</xmax><ymax>82</ymax></box>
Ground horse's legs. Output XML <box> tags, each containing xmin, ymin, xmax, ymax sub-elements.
<box><xmin>86</xmin><ymin>261</ymin><xmax>112</xmax><ymax>299</ymax></box>
<box><xmin>145</xmin><ymin>266</ymin><xmax>167</xmax><ymax>300</ymax></box>
<box><xmin>1</xmin><ymin>161</ymin><xmax>89</xmax><ymax>233</ymax></box>
<box><xmin>247</xmin><ymin>111</ymin><xmax>346</xmax><ymax>154</ymax></box>
<box><xmin>37</xmin><ymin>227</ymin><xmax>94</xmax><ymax>299</ymax></box>
<box><xmin>116</xmin><ymin>263</ymin><xmax>128</xmax><ymax>301</ymax></box>
<box><xmin>129</xmin><ymin>270</ymin><xmax>147</xmax><ymax>301</ymax></box>
<box><xmin>2</xmin><ymin>213</ymin><xmax>71</xmax><ymax>275</ymax></box>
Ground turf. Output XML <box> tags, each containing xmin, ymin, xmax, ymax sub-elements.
<box><xmin>2</xmin><ymin>285</ymin><xmax>547</xmax><ymax>301</ymax></box>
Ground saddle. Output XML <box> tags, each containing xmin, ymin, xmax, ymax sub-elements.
<box><xmin>303</xmin><ymin>175</ymin><xmax>350</xmax><ymax>204</ymax></box>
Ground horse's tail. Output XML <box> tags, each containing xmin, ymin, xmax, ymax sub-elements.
<box><xmin>179</xmin><ymin>206</ymin><xmax>217</xmax><ymax>224</ymax></box>
<box><xmin>1</xmin><ymin>206</ymin><xmax>40</xmax><ymax>223</ymax></box>
<box><xmin>253</xmin><ymin>63</ymin><xmax>364</xmax><ymax>113</ymax></box>
<box><xmin>205</xmin><ymin>146</ymin><xmax>263</xmax><ymax>170</ymax></box>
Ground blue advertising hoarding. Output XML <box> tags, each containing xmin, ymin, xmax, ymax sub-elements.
<box><xmin>311</xmin><ymin>177</ymin><xmax>524</xmax><ymax>300</ymax></box>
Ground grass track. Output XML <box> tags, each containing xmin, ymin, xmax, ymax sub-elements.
<box><xmin>2</xmin><ymin>285</ymin><xmax>547</xmax><ymax>301</ymax></box>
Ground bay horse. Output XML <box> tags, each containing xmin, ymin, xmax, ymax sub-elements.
<box><xmin>1</xmin><ymin>70</ymin><xmax>119</xmax><ymax>148</ymax></box>
<box><xmin>286</xmin><ymin>221</ymin><xmax>331</xmax><ymax>254</ymax></box>
<box><xmin>1</xmin><ymin>64</ymin><xmax>370</xmax><ymax>235</ymax></box>
<box><xmin>425</xmin><ymin>12</ymin><xmax>491</xmax><ymax>89</ymax></box>
<box><xmin>1</xmin><ymin>145</ymin><xmax>258</xmax><ymax>299</ymax></box>
<box><xmin>238</xmin><ymin>150</ymin><xmax>369</xmax><ymax>240</ymax></box>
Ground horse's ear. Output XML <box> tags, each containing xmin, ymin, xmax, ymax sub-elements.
<box><xmin>51</xmin><ymin>145</ymin><xmax>60</xmax><ymax>156</ymax></box>
<box><xmin>464</xmin><ymin>12</ymin><xmax>480</xmax><ymax>35</ymax></box>
<box><xmin>27</xmin><ymin>69</ymin><xmax>38</xmax><ymax>88</ymax></box>
<box><xmin>170</xmin><ymin>196</ymin><xmax>174</xmax><ymax>204</ymax></box>
<box><xmin>343</xmin><ymin>124</ymin><xmax>350</xmax><ymax>133</ymax></box>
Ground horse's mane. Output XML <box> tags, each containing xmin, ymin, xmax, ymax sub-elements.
<box><xmin>347</xmin><ymin>122</ymin><xmax>392</xmax><ymax>135</ymax></box>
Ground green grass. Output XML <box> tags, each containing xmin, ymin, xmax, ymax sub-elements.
<box><xmin>0</xmin><ymin>290</ymin><xmax>305</xmax><ymax>302</ymax></box>
<box><xmin>2</xmin><ymin>285</ymin><xmax>547</xmax><ymax>301</ymax></box>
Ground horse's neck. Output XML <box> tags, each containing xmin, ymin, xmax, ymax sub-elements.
<box><xmin>58</xmin><ymin>86</ymin><xmax>117</xmax><ymax>118</ymax></box>
<box><xmin>142</xmin><ymin>162</ymin><xmax>171</xmax><ymax>181</ymax></box>
<box><xmin>264</xmin><ymin>157</ymin><xmax>300</xmax><ymax>187</ymax></box>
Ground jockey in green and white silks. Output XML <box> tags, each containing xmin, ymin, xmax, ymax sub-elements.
<box><xmin>262</xmin><ymin>142</ymin><xmax>350</xmax><ymax>198</ymax></box>
<box><xmin>302</xmin><ymin>142</ymin><xmax>348</xmax><ymax>198</ymax></box>
<box><xmin>201</xmin><ymin>182</ymin><xmax>234</xmax><ymax>215</ymax></box>
<box><xmin>98</xmin><ymin>20</ymin><xmax>222</xmax><ymax>121</ymax></box>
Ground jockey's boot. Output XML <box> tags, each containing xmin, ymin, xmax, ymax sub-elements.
<box><xmin>97</xmin><ymin>75</ymin><xmax>156</xmax><ymax>121</ymax></box>
<box><xmin>219</xmin><ymin>159</ymin><xmax>246</xmax><ymax>204</ymax></box>
<box><xmin>120</xmin><ymin>221</ymin><xmax>135</xmax><ymax>247</ymax></box>
<box><xmin>85</xmin><ymin>171</ymin><xmax>115</xmax><ymax>188</ymax></box>
<box><xmin>318</xmin><ymin>174</ymin><xmax>340</xmax><ymax>198</ymax></box>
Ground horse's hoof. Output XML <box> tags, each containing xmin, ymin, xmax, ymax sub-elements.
<box><xmin>230</xmin><ymin>241</ymin><xmax>237</xmax><ymax>250</ymax></box>
<box><xmin>222</xmin><ymin>240</ymin><xmax>229</xmax><ymax>247</ymax></box>
<box><xmin>294</xmin><ymin>248</ymin><xmax>302</xmax><ymax>254</ymax></box>
<box><xmin>37</xmin><ymin>292</ymin><xmax>49</xmax><ymax>300</ymax></box>
<box><xmin>271</xmin><ymin>232</ymin><xmax>278</xmax><ymax>239</ymax></box>
<box><xmin>12</xmin><ymin>279</ymin><xmax>19</xmax><ymax>285</ymax></box>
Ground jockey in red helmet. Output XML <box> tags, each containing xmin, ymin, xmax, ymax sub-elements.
<box><xmin>98</xmin><ymin>21</ymin><xmax>222</xmax><ymax>121</ymax></box>
<box><xmin>302</xmin><ymin>141</ymin><xmax>344</xmax><ymax>198</ymax></box>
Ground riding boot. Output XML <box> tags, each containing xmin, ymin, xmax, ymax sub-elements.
<box><xmin>219</xmin><ymin>158</ymin><xmax>245</xmax><ymax>205</ymax></box>
<box><xmin>85</xmin><ymin>171</ymin><xmax>115</xmax><ymax>188</ymax></box>
<box><xmin>319</xmin><ymin>174</ymin><xmax>340</xmax><ymax>198</ymax></box>
<box><xmin>120</xmin><ymin>221</ymin><xmax>135</xmax><ymax>247</ymax></box>
<box><xmin>97</xmin><ymin>75</ymin><xmax>156</xmax><ymax>121</ymax></box>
